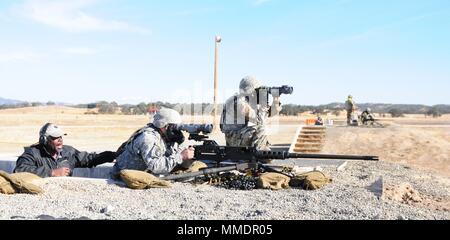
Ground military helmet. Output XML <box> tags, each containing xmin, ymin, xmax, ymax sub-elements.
<box><xmin>348</xmin><ymin>95</ymin><xmax>353</xmax><ymax>99</ymax></box>
<box><xmin>239</xmin><ymin>76</ymin><xmax>262</xmax><ymax>94</ymax></box>
<box><xmin>366</xmin><ymin>108</ymin><xmax>371</xmax><ymax>113</ymax></box>
<box><xmin>152</xmin><ymin>108</ymin><xmax>182</xmax><ymax>128</ymax></box>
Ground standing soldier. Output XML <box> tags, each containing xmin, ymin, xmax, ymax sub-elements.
<box><xmin>220</xmin><ymin>76</ymin><xmax>282</xmax><ymax>151</ymax></box>
<box><xmin>345</xmin><ymin>95</ymin><xmax>357</xmax><ymax>125</ymax></box>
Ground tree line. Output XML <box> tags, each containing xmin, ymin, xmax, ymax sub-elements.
<box><xmin>1</xmin><ymin>101</ymin><xmax>449</xmax><ymax>118</ymax></box>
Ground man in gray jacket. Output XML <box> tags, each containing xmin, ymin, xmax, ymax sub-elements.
<box><xmin>14</xmin><ymin>123</ymin><xmax>116</xmax><ymax>178</ymax></box>
<box><xmin>112</xmin><ymin>108</ymin><xmax>195</xmax><ymax>178</ymax></box>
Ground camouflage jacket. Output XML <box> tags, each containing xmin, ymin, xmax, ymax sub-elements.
<box><xmin>345</xmin><ymin>99</ymin><xmax>356</xmax><ymax>111</ymax></box>
<box><xmin>112</xmin><ymin>125</ymin><xmax>183</xmax><ymax>176</ymax></box>
<box><xmin>220</xmin><ymin>94</ymin><xmax>281</xmax><ymax>133</ymax></box>
<box><xmin>361</xmin><ymin>111</ymin><xmax>374</xmax><ymax>120</ymax></box>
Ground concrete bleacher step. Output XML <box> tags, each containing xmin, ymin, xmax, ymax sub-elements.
<box><xmin>298</xmin><ymin>135</ymin><xmax>324</xmax><ymax>139</ymax></box>
<box><xmin>295</xmin><ymin>146</ymin><xmax>323</xmax><ymax>150</ymax></box>
<box><xmin>297</xmin><ymin>136</ymin><xmax>324</xmax><ymax>142</ymax></box>
<box><xmin>297</xmin><ymin>141</ymin><xmax>323</xmax><ymax>145</ymax></box>
<box><xmin>302</xmin><ymin>126</ymin><xmax>326</xmax><ymax>129</ymax></box>
<box><xmin>294</xmin><ymin>149</ymin><xmax>322</xmax><ymax>153</ymax></box>
<box><xmin>289</xmin><ymin>125</ymin><xmax>327</xmax><ymax>154</ymax></box>
<box><xmin>295</xmin><ymin>143</ymin><xmax>323</xmax><ymax>148</ymax></box>
<box><xmin>301</xmin><ymin>130</ymin><xmax>325</xmax><ymax>133</ymax></box>
<box><xmin>300</xmin><ymin>131</ymin><xmax>325</xmax><ymax>135</ymax></box>
<box><xmin>302</xmin><ymin>128</ymin><xmax>325</xmax><ymax>131</ymax></box>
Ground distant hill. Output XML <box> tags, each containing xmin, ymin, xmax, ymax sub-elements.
<box><xmin>0</xmin><ymin>97</ymin><xmax>24</xmax><ymax>105</ymax></box>
<box><xmin>320</xmin><ymin>103</ymin><xmax>433</xmax><ymax>114</ymax></box>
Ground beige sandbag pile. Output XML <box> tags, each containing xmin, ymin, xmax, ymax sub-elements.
<box><xmin>257</xmin><ymin>171</ymin><xmax>332</xmax><ymax>190</ymax></box>
<box><xmin>257</xmin><ymin>172</ymin><xmax>290</xmax><ymax>190</ymax></box>
<box><xmin>120</xmin><ymin>161</ymin><xmax>209</xmax><ymax>189</ymax></box>
<box><xmin>0</xmin><ymin>171</ymin><xmax>43</xmax><ymax>194</ymax></box>
<box><xmin>0</xmin><ymin>174</ymin><xmax>15</xmax><ymax>194</ymax></box>
<box><xmin>182</xmin><ymin>161</ymin><xmax>208</xmax><ymax>173</ymax></box>
<box><xmin>289</xmin><ymin>171</ymin><xmax>332</xmax><ymax>190</ymax></box>
<box><xmin>120</xmin><ymin>170</ymin><xmax>172</xmax><ymax>189</ymax></box>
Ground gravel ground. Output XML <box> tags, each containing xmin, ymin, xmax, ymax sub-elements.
<box><xmin>1</xmin><ymin>161</ymin><xmax>449</xmax><ymax>220</ymax></box>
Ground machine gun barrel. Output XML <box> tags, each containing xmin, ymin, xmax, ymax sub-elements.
<box><xmin>193</xmin><ymin>141</ymin><xmax>380</xmax><ymax>162</ymax></box>
<box><xmin>255</xmin><ymin>151</ymin><xmax>379</xmax><ymax>161</ymax></box>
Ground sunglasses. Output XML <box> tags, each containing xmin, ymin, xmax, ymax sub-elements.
<box><xmin>49</xmin><ymin>136</ymin><xmax>63</xmax><ymax>140</ymax></box>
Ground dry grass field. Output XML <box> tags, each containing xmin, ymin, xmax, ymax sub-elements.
<box><xmin>0</xmin><ymin>106</ymin><xmax>449</xmax><ymax>178</ymax></box>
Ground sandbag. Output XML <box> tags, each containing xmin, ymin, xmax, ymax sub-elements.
<box><xmin>0</xmin><ymin>171</ymin><xmax>43</xmax><ymax>194</ymax></box>
<box><xmin>0</xmin><ymin>175</ymin><xmax>16</xmax><ymax>194</ymax></box>
<box><xmin>257</xmin><ymin>172</ymin><xmax>290</xmax><ymax>190</ymax></box>
<box><xmin>289</xmin><ymin>171</ymin><xmax>332</xmax><ymax>190</ymax></box>
<box><xmin>172</xmin><ymin>161</ymin><xmax>208</xmax><ymax>175</ymax></box>
<box><xmin>184</xmin><ymin>161</ymin><xmax>208</xmax><ymax>173</ymax></box>
<box><xmin>11</xmin><ymin>172</ymin><xmax>42</xmax><ymax>184</ymax></box>
<box><xmin>120</xmin><ymin>170</ymin><xmax>172</xmax><ymax>189</ymax></box>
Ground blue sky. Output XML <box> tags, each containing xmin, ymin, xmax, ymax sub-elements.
<box><xmin>0</xmin><ymin>0</ymin><xmax>449</xmax><ymax>105</ymax></box>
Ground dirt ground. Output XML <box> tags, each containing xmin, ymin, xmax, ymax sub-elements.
<box><xmin>0</xmin><ymin>106</ymin><xmax>449</xmax><ymax>178</ymax></box>
<box><xmin>322</xmin><ymin>125</ymin><xmax>450</xmax><ymax>177</ymax></box>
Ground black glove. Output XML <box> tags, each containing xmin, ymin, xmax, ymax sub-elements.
<box><xmin>91</xmin><ymin>151</ymin><xmax>117</xmax><ymax>166</ymax></box>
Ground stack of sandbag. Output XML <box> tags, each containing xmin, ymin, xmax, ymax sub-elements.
<box><xmin>120</xmin><ymin>161</ymin><xmax>209</xmax><ymax>189</ymax></box>
<box><xmin>289</xmin><ymin>171</ymin><xmax>332</xmax><ymax>190</ymax></box>
<box><xmin>257</xmin><ymin>172</ymin><xmax>291</xmax><ymax>190</ymax></box>
<box><xmin>256</xmin><ymin>170</ymin><xmax>332</xmax><ymax>190</ymax></box>
<box><xmin>120</xmin><ymin>170</ymin><xmax>172</xmax><ymax>189</ymax></box>
<box><xmin>119</xmin><ymin>161</ymin><xmax>332</xmax><ymax>191</ymax></box>
<box><xmin>0</xmin><ymin>171</ymin><xmax>43</xmax><ymax>194</ymax></box>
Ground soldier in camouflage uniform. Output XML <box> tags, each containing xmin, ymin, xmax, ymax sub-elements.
<box><xmin>345</xmin><ymin>95</ymin><xmax>357</xmax><ymax>125</ymax></box>
<box><xmin>111</xmin><ymin>108</ymin><xmax>195</xmax><ymax>178</ymax></box>
<box><xmin>220</xmin><ymin>76</ymin><xmax>282</xmax><ymax>151</ymax></box>
<box><xmin>360</xmin><ymin>108</ymin><xmax>375</xmax><ymax>125</ymax></box>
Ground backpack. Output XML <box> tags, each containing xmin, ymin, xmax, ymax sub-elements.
<box><xmin>116</xmin><ymin>124</ymin><xmax>155</xmax><ymax>157</ymax></box>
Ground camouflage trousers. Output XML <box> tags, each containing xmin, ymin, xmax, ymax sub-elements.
<box><xmin>224</xmin><ymin>125</ymin><xmax>271</xmax><ymax>150</ymax></box>
<box><xmin>346</xmin><ymin>111</ymin><xmax>353</xmax><ymax>125</ymax></box>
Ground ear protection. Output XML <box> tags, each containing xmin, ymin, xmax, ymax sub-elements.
<box><xmin>39</xmin><ymin>123</ymin><xmax>52</xmax><ymax>146</ymax></box>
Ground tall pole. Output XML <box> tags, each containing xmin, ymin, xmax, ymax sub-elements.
<box><xmin>213</xmin><ymin>36</ymin><xmax>221</xmax><ymax>133</ymax></box>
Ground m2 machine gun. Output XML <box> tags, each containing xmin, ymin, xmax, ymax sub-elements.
<box><xmin>160</xmin><ymin>124</ymin><xmax>379</xmax><ymax>181</ymax></box>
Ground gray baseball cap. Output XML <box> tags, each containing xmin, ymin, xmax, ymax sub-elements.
<box><xmin>41</xmin><ymin>123</ymin><xmax>67</xmax><ymax>138</ymax></box>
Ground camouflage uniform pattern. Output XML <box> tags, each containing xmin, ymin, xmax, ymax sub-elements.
<box><xmin>221</xmin><ymin>94</ymin><xmax>280</xmax><ymax>150</ymax></box>
<box><xmin>345</xmin><ymin>98</ymin><xmax>356</xmax><ymax>125</ymax></box>
<box><xmin>225</xmin><ymin>125</ymin><xmax>271</xmax><ymax>150</ymax></box>
<box><xmin>360</xmin><ymin>110</ymin><xmax>375</xmax><ymax>125</ymax></box>
<box><xmin>112</xmin><ymin>126</ymin><xmax>183</xmax><ymax>177</ymax></box>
